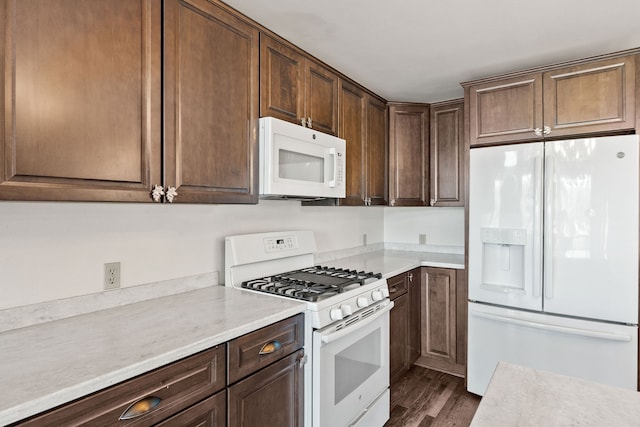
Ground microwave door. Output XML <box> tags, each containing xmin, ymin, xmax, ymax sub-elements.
<box><xmin>269</xmin><ymin>136</ymin><xmax>335</xmax><ymax>197</ymax></box>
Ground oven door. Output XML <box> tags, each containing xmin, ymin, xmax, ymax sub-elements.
<box><xmin>312</xmin><ymin>301</ymin><xmax>392</xmax><ymax>427</ymax></box>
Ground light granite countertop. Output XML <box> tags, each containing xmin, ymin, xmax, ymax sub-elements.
<box><xmin>471</xmin><ymin>362</ymin><xmax>640</xmax><ymax>427</ymax></box>
<box><xmin>319</xmin><ymin>248</ymin><xmax>465</xmax><ymax>276</ymax></box>
<box><xmin>0</xmin><ymin>286</ymin><xmax>305</xmax><ymax>426</ymax></box>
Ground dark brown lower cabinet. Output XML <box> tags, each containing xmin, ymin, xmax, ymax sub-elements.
<box><xmin>228</xmin><ymin>349</ymin><xmax>304</xmax><ymax>427</ymax></box>
<box><xmin>156</xmin><ymin>391</ymin><xmax>226</xmax><ymax>426</ymax></box>
<box><xmin>389</xmin><ymin>268</ymin><xmax>421</xmax><ymax>384</ymax></box>
<box><xmin>416</xmin><ymin>267</ymin><xmax>466</xmax><ymax>377</ymax></box>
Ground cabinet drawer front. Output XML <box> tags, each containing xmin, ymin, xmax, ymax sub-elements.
<box><xmin>15</xmin><ymin>346</ymin><xmax>226</xmax><ymax>427</ymax></box>
<box><xmin>228</xmin><ymin>314</ymin><xmax>304</xmax><ymax>384</ymax></box>
<box><xmin>387</xmin><ymin>273</ymin><xmax>409</xmax><ymax>300</ymax></box>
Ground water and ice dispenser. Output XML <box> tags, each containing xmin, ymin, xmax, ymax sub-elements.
<box><xmin>480</xmin><ymin>227</ymin><xmax>526</xmax><ymax>292</ymax></box>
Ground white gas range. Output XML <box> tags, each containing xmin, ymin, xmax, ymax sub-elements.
<box><xmin>225</xmin><ymin>230</ymin><xmax>392</xmax><ymax>427</ymax></box>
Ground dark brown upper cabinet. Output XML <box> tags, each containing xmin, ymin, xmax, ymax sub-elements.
<box><xmin>336</xmin><ymin>80</ymin><xmax>388</xmax><ymax>206</ymax></box>
<box><xmin>0</xmin><ymin>0</ymin><xmax>260</xmax><ymax>204</ymax></box>
<box><xmin>0</xmin><ymin>0</ymin><xmax>162</xmax><ymax>202</ymax></box>
<box><xmin>388</xmin><ymin>100</ymin><xmax>464</xmax><ymax>207</ymax></box>
<box><xmin>164</xmin><ymin>0</ymin><xmax>259</xmax><ymax>204</ymax></box>
<box><xmin>430</xmin><ymin>100</ymin><xmax>464</xmax><ymax>207</ymax></box>
<box><xmin>465</xmin><ymin>53</ymin><xmax>637</xmax><ymax>147</ymax></box>
<box><xmin>388</xmin><ymin>103</ymin><xmax>430</xmax><ymax>207</ymax></box>
<box><xmin>260</xmin><ymin>34</ymin><xmax>339</xmax><ymax>136</ymax></box>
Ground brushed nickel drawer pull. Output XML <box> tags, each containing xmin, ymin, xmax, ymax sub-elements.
<box><xmin>119</xmin><ymin>396</ymin><xmax>161</xmax><ymax>420</ymax></box>
<box><xmin>259</xmin><ymin>340</ymin><xmax>282</xmax><ymax>355</ymax></box>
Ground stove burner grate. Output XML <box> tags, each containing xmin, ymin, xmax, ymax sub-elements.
<box><xmin>241</xmin><ymin>265</ymin><xmax>382</xmax><ymax>302</ymax></box>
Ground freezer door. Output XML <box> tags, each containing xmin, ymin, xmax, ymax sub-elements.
<box><xmin>467</xmin><ymin>302</ymin><xmax>638</xmax><ymax>396</ymax></box>
<box><xmin>469</xmin><ymin>143</ymin><xmax>544</xmax><ymax>310</ymax></box>
<box><xmin>544</xmin><ymin>135</ymin><xmax>639</xmax><ymax>324</ymax></box>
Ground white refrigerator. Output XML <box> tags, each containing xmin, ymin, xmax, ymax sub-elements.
<box><xmin>467</xmin><ymin>135</ymin><xmax>639</xmax><ymax>395</ymax></box>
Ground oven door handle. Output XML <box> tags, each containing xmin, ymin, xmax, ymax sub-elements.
<box><xmin>320</xmin><ymin>301</ymin><xmax>394</xmax><ymax>345</ymax></box>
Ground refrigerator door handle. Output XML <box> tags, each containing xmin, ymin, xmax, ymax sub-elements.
<box><xmin>470</xmin><ymin>310</ymin><xmax>633</xmax><ymax>342</ymax></box>
<box><xmin>532</xmin><ymin>155</ymin><xmax>543</xmax><ymax>298</ymax></box>
<box><xmin>544</xmin><ymin>153</ymin><xmax>555</xmax><ymax>299</ymax></box>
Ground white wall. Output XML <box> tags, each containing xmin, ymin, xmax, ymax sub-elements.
<box><xmin>1</xmin><ymin>201</ymin><xmax>464</xmax><ymax>311</ymax></box>
<box><xmin>0</xmin><ymin>200</ymin><xmax>383</xmax><ymax>310</ymax></box>
<box><xmin>384</xmin><ymin>207</ymin><xmax>465</xmax><ymax>246</ymax></box>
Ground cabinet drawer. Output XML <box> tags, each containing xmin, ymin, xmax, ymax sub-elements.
<box><xmin>387</xmin><ymin>273</ymin><xmax>408</xmax><ymax>300</ymax></box>
<box><xmin>228</xmin><ymin>314</ymin><xmax>304</xmax><ymax>384</ymax></box>
<box><xmin>15</xmin><ymin>346</ymin><xmax>226</xmax><ymax>427</ymax></box>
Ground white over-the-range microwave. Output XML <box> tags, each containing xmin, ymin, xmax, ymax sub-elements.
<box><xmin>259</xmin><ymin>116</ymin><xmax>346</xmax><ymax>199</ymax></box>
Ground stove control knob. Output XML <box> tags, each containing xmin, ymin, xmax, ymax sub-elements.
<box><xmin>371</xmin><ymin>290</ymin><xmax>383</xmax><ymax>301</ymax></box>
<box><xmin>380</xmin><ymin>288</ymin><xmax>390</xmax><ymax>298</ymax></box>
<box><xmin>357</xmin><ymin>296</ymin><xmax>369</xmax><ymax>308</ymax></box>
<box><xmin>330</xmin><ymin>307</ymin><xmax>344</xmax><ymax>321</ymax></box>
<box><xmin>341</xmin><ymin>304</ymin><xmax>353</xmax><ymax>317</ymax></box>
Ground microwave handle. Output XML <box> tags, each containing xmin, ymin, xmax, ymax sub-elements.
<box><xmin>329</xmin><ymin>147</ymin><xmax>337</xmax><ymax>188</ymax></box>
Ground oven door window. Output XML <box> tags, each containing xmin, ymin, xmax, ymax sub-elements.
<box><xmin>313</xmin><ymin>306</ymin><xmax>390</xmax><ymax>427</ymax></box>
<box><xmin>335</xmin><ymin>328</ymin><xmax>381</xmax><ymax>403</ymax></box>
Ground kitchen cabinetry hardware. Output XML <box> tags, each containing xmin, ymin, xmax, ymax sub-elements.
<box><xmin>259</xmin><ymin>340</ymin><xmax>282</xmax><ymax>355</ymax></box>
<box><xmin>534</xmin><ymin>127</ymin><xmax>543</xmax><ymax>137</ymax></box>
<box><xmin>307</xmin><ymin>117</ymin><xmax>312</xmax><ymax>128</ymax></box>
<box><xmin>151</xmin><ymin>185</ymin><xmax>165</xmax><ymax>202</ymax></box>
<box><xmin>390</xmin><ymin>199</ymin><xmax>396</xmax><ymax>206</ymax></box>
<box><xmin>165</xmin><ymin>186</ymin><xmax>178</xmax><ymax>203</ymax></box>
<box><xmin>151</xmin><ymin>185</ymin><xmax>178</xmax><ymax>203</ymax></box>
<box><xmin>543</xmin><ymin>125</ymin><xmax>551</xmax><ymax>135</ymax></box>
<box><xmin>119</xmin><ymin>396</ymin><xmax>162</xmax><ymax>420</ymax></box>
<box><xmin>297</xmin><ymin>353</ymin><xmax>308</xmax><ymax>369</ymax></box>
<box><xmin>408</xmin><ymin>273</ymin><xmax>414</xmax><ymax>282</ymax></box>
<box><xmin>430</xmin><ymin>198</ymin><xmax>435</xmax><ymax>206</ymax></box>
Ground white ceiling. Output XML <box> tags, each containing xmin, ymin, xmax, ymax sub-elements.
<box><xmin>223</xmin><ymin>0</ymin><xmax>640</xmax><ymax>103</ymax></box>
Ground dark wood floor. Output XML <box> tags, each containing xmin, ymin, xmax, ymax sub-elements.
<box><xmin>385</xmin><ymin>365</ymin><xmax>481</xmax><ymax>427</ymax></box>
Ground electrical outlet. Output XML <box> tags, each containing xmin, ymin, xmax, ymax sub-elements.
<box><xmin>419</xmin><ymin>234</ymin><xmax>427</xmax><ymax>245</ymax></box>
<box><xmin>104</xmin><ymin>262</ymin><xmax>121</xmax><ymax>290</ymax></box>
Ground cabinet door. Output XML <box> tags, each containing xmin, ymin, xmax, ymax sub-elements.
<box><xmin>389</xmin><ymin>292</ymin><xmax>409</xmax><ymax>384</ymax></box>
<box><xmin>164</xmin><ymin>0</ymin><xmax>259</xmax><ymax>204</ymax></box>
<box><xmin>338</xmin><ymin>80</ymin><xmax>367</xmax><ymax>206</ymax></box>
<box><xmin>388</xmin><ymin>104</ymin><xmax>429</xmax><ymax>207</ymax></box>
<box><xmin>0</xmin><ymin>0</ymin><xmax>161</xmax><ymax>202</ymax></box>
<box><xmin>156</xmin><ymin>390</ymin><xmax>226</xmax><ymax>427</ymax></box>
<box><xmin>421</xmin><ymin>268</ymin><xmax>458</xmax><ymax>371</ymax></box>
<box><xmin>305</xmin><ymin>60</ymin><xmax>339</xmax><ymax>135</ymax></box>
<box><xmin>430</xmin><ymin>100</ymin><xmax>464</xmax><ymax>207</ymax></box>
<box><xmin>228</xmin><ymin>349</ymin><xmax>304</xmax><ymax>427</ymax></box>
<box><xmin>366</xmin><ymin>95</ymin><xmax>388</xmax><ymax>206</ymax></box>
<box><xmin>543</xmin><ymin>55</ymin><xmax>636</xmax><ymax>137</ymax></box>
<box><xmin>260</xmin><ymin>34</ymin><xmax>305</xmax><ymax>125</ymax></box>
<box><xmin>468</xmin><ymin>73</ymin><xmax>543</xmax><ymax>146</ymax></box>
